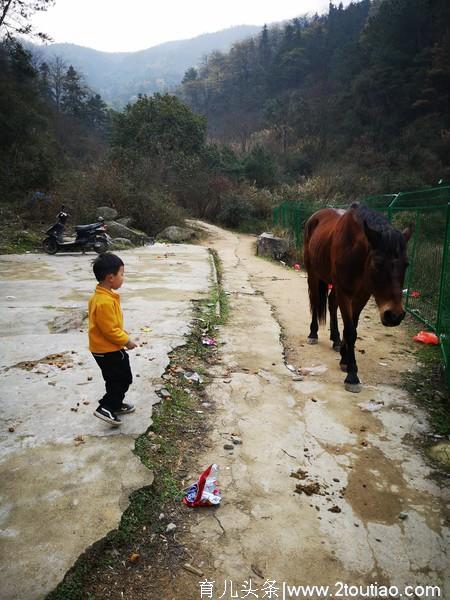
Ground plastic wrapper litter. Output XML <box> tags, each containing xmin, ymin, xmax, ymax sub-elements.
<box><xmin>183</xmin><ymin>464</ymin><xmax>221</xmax><ymax>507</ymax></box>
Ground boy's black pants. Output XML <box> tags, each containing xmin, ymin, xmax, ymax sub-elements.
<box><xmin>92</xmin><ymin>349</ymin><xmax>132</xmax><ymax>412</ymax></box>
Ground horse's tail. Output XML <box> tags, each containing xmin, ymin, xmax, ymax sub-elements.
<box><xmin>304</xmin><ymin>215</ymin><xmax>327</xmax><ymax>324</ymax></box>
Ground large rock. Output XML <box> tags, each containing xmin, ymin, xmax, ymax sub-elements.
<box><xmin>116</xmin><ymin>217</ymin><xmax>133</xmax><ymax>227</ymax></box>
<box><xmin>97</xmin><ymin>206</ymin><xmax>118</xmax><ymax>220</ymax></box>
<box><xmin>257</xmin><ymin>232</ymin><xmax>289</xmax><ymax>260</ymax></box>
<box><xmin>106</xmin><ymin>221</ymin><xmax>150</xmax><ymax>245</ymax></box>
<box><xmin>158</xmin><ymin>225</ymin><xmax>195</xmax><ymax>242</ymax></box>
<box><xmin>110</xmin><ymin>237</ymin><xmax>134</xmax><ymax>250</ymax></box>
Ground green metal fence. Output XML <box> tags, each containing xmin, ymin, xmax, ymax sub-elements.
<box><xmin>272</xmin><ymin>186</ymin><xmax>450</xmax><ymax>389</ymax></box>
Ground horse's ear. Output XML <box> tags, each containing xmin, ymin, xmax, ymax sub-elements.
<box><xmin>403</xmin><ymin>225</ymin><xmax>413</xmax><ymax>243</ymax></box>
<box><xmin>364</xmin><ymin>221</ymin><xmax>382</xmax><ymax>248</ymax></box>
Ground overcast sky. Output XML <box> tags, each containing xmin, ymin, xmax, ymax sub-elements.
<box><xmin>31</xmin><ymin>0</ymin><xmax>351</xmax><ymax>53</ymax></box>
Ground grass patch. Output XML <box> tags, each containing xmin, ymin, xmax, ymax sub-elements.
<box><xmin>0</xmin><ymin>228</ymin><xmax>42</xmax><ymax>254</ymax></box>
<box><xmin>209</xmin><ymin>248</ymin><xmax>229</xmax><ymax>324</ymax></box>
<box><xmin>402</xmin><ymin>319</ymin><xmax>450</xmax><ymax>436</ymax></box>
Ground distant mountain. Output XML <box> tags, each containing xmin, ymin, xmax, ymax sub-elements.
<box><xmin>28</xmin><ymin>25</ymin><xmax>261</xmax><ymax>107</ymax></box>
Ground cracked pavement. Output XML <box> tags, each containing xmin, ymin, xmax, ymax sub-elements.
<box><xmin>176</xmin><ymin>222</ymin><xmax>450</xmax><ymax>597</ymax></box>
<box><xmin>0</xmin><ymin>244</ymin><xmax>212</xmax><ymax>600</ymax></box>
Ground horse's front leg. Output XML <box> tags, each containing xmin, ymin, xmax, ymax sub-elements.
<box><xmin>337</xmin><ymin>294</ymin><xmax>361</xmax><ymax>393</ymax></box>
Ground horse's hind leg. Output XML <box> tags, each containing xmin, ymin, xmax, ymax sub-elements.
<box><xmin>307</xmin><ymin>274</ymin><xmax>321</xmax><ymax>344</ymax></box>
<box><xmin>307</xmin><ymin>308</ymin><xmax>319</xmax><ymax>345</ymax></box>
<box><xmin>328</xmin><ymin>288</ymin><xmax>341</xmax><ymax>351</ymax></box>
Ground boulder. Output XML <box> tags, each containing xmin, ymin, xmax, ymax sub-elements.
<box><xmin>110</xmin><ymin>237</ymin><xmax>134</xmax><ymax>249</ymax></box>
<box><xmin>256</xmin><ymin>232</ymin><xmax>289</xmax><ymax>260</ymax></box>
<box><xmin>97</xmin><ymin>206</ymin><xmax>118</xmax><ymax>220</ymax></box>
<box><xmin>116</xmin><ymin>217</ymin><xmax>133</xmax><ymax>227</ymax></box>
<box><xmin>158</xmin><ymin>225</ymin><xmax>195</xmax><ymax>242</ymax></box>
<box><xmin>106</xmin><ymin>221</ymin><xmax>150</xmax><ymax>245</ymax></box>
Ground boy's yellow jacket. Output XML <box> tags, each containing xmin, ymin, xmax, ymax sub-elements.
<box><xmin>88</xmin><ymin>285</ymin><xmax>128</xmax><ymax>353</ymax></box>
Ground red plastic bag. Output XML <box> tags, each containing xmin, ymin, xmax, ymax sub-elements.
<box><xmin>293</xmin><ymin>263</ymin><xmax>301</xmax><ymax>271</ymax></box>
<box><xmin>410</xmin><ymin>290</ymin><xmax>421</xmax><ymax>298</ymax></box>
<box><xmin>413</xmin><ymin>331</ymin><xmax>439</xmax><ymax>345</ymax></box>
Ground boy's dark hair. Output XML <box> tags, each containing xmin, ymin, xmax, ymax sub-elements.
<box><xmin>92</xmin><ymin>253</ymin><xmax>124</xmax><ymax>282</ymax></box>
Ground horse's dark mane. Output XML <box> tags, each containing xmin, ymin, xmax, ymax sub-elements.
<box><xmin>354</xmin><ymin>205</ymin><xmax>405</xmax><ymax>256</ymax></box>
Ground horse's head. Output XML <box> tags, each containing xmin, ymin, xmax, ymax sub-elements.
<box><xmin>364</xmin><ymin>218</ymin><xmax>412</xmax><ymax>327</ymax></box>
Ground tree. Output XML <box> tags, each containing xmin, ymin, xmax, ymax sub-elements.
<box><xmin>47</xmin><ymin>55</ymin><xmax>66</xmax><ymax>111</ymax></box>
<box><xmin>85</xmin><ymin>93</ymin><xmax>109</xmax><ymax>131</ymax></box>
<box><xmin>244</xmin><ymin>145</ymin><xmax>278</xmax><ymax>188</ymax></box>
<box><xmin>182</xmin><ymin>67</ymin><xmax>198</xmax><ymax>84</ymax></box>
<box><xmin>61</xmin><ymin>65</ymin><xmax>86</xmax><ymax>117</ymax></box>
<box><xmin>0</xmin><ymin>39</ymin><xmax>57</xmax><ymax>195</ymax></box>
<box><xmin>111</xmin><ymin>93</ymin><xmax>207</xmax><ymax>158</ymax></box>
<box><xmin>0</xmin><ymin>0</ymin><xmax>55</xmax><ymax>41</ymax></box>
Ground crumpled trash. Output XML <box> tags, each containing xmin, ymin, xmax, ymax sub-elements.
<box><xmin>413</xmin><ymin>331</ymin><xmax>439</xmax><ymax>345</ymax></box>
<box><xmin>141</xmin><ymin>326</ymin><xmax>152</xmax><ymax>333</ymax></box>
<box><xmin>183</xmin><ymin>371</ymin><xmax>204</xmax><ymax>384</ymax></box>
<box><xmin>403</xmin><ymin>289</ymin><xmax>420</xmax><ymax>298</ymax></box>
<box><xmin>201</xmin><ymin>336</ymin><xmax>217</xmax><ymax>346</ymax></box>
<box><xmin>359</xmin><ymin>400</ymin><xmax>384</xmax><ymax>412</ymax></box>
<box><xmin>293</xmin><ymin>263</ymin><xmax>301</xmax><ymax>271</ymax></box>
<box><xmin>183</xmin><ymin>464</ymin><xmax>221</xmax><ymax>507</ymax></box>
<box><xmin>31</xmin><ymin>363</ymin><xmax>59</xmax><ymax>376</ymax></box>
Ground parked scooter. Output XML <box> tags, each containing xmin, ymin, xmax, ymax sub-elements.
<box><xmin>42</xmin><ymin>207</ymin><xmax>110</xmax><ymax>254</ymax></box>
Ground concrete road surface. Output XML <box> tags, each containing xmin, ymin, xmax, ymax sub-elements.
<box><xmin>0</xmin><ymin>244</ymin><xmax>212</xmax><ymax>599</ymax></box>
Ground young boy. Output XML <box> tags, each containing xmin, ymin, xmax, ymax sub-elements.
<box><xmin>89</xmin><ymin>253</ymin><xmax>137</xmax><ymax>426</ymax></box>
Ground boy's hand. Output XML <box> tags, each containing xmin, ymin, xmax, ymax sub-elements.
<box><xmin>125</xmin><ymin>340</ymin><xmax>138</xmax><ymax>350</ymax></box>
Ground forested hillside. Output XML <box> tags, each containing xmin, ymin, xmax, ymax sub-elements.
<box><xmin>2</xmin><ymin>0</ymin><xmax>450</xmax><ymax>255</ymax></box>
<box><xmin>179</xmin><ymin>0</ymin><xmax>450</xmax><ymax>196</ymax></box>
<box><xmin>0</xmin><ymin>38</ymin><xmax>109</xmax><ymax>199</ymax></box>
<box><xmin>28</xmin><ymin>26</ymin><xmax>261</xmax><ymax>107</ymax></box>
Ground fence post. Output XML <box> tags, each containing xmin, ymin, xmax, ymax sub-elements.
<box><xmin>387</xmin><ymin>193</ymin><xmax>399</xmax><ymax>221</ymax></box>
<box><xmin>404</xmin><ymin>210</ymin><xmax>422</xmax><ymax>313</ymax></box>
<box><xmin>436</xmin><ymin>203</ymin><xmax>450</xmax><ymax>335</ymax></box>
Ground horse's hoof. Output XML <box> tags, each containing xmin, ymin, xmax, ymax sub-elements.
<box><xmin>344</xmin><ymin>382</ymin><xmax>362</xmax><ymax>393</ymax></box>
<box><xmin>340</xmin><ymin>363</ymin><xmax>348</xmax><ymax>372</ymax></box>
<box><xmin>307</xmin><ymin>337</ymin><xmax>318</xmax><ymax>345</ymax></box>
<box><xmin>332</xmin><ymin>343</ymin><xmax>341</xmax><ymax>352</ymax></box>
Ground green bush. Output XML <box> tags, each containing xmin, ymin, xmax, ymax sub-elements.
<box><xmin>244</xmin><ymin>145</ymin><xmax>278</xmax><ymax>188</ymax></box>
<box><xmin>218</xmin><ymin>193</ymin><xmax>253</xmax><ymax>228</ymax></box>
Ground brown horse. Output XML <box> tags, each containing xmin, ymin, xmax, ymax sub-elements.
<box><xmin>303</xmin><ymin>203</ymin><xmax>412</xmax><ymax>392</ymax></box>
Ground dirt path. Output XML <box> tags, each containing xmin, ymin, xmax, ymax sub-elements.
<box><xmin>172</xmin><ymin>222</ymin><xmax>449</xmax><ymax>599</ymax></box>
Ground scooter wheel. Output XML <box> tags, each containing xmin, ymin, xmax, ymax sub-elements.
<box><xmin>43</xmin><ymin>237</ymin><xmax>58</xmax><ymax>254</ymax></box>
<box><xmin>94</xmin><ymin>238</ymin><xmax>108</xmax><ymax>254</ymax></box>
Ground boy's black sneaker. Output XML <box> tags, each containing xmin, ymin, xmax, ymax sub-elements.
<box><xmin>116</xmin><ymin>403</ymin><xmax>135</xmax><ymax>414</ymax></box>
<box><xmin>93</xmin><ymin>406</ymin><xmax>122</xmax><ymax>427</ymax></box>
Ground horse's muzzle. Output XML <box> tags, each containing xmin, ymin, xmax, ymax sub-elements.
<box><xmin>381</xmin><ymin>309</ymin><xmax>406</xmax><ymax>327</ymax></box>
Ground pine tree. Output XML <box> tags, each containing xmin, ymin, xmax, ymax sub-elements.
<box><xmin>61</xmin><ymin>65</ymin><xmax>86</xmax><ymax>117</ymax></box>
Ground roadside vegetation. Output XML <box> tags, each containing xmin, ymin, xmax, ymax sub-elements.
<box><xmin>2</xmin><ymin>0</ymin><xmax>449</xmax><ymax>255</ymax></box>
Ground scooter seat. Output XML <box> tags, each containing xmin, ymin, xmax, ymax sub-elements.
<box><xmin>75</xmin><ymin>224</ymin><xmax>98</xmax><ymax>232</ymax></box>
